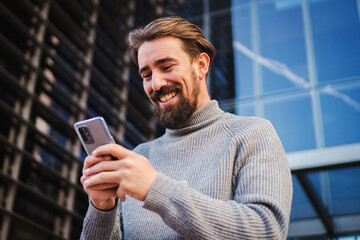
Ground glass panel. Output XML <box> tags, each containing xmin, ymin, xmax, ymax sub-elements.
<box><xmin>164</xmin><ymin>0</ymin><xmax>203</xmax><ymax>20</ymax></box>
<box><xmin>19</xmin><ymin>160</ymin><xmax>61</xmax><ymax>201</ymax></box>
<box><xmin>310</xmin><ymin>0</ymin><xmax>360</xmax><ymax>83</ymax></box>
<box><xmin>290</xmin><ymin>175</ymin><xmax>318</xmax><ymax>220</ymax></box>
<box><xmin>14</xmin><ymin>190</ymin><xmax>57</xmax><ymax>230</ymax></box>
<box><xmin>328</xmin><ymin>166</ymin><xmax>360</xmax><ymax>215</ymax></box>
<box><xmin>258</xmin><ymin>0</ymin><xmax>309</xmax><ymax>93</ymax></box>
<box><xmin>307</xmin><ymin>171</ymin><xmax>330</xmax><ymax>212</ymax></box>
<box><xmin>263</xmin><ymin>93</ymin><xmax>316</xmax><ymax>152</ymax></box>
<box><xmin>35</xmin><ymin>116</ymin><xmax>68</xmax><ymax>148</ymax></box>
<box><xmin>236</xmin><ymin>102</ymin><xmax>255</xmax><ymax>116</ymax></box>
<box><xmin>306</xmin><ymin>166</ymin><xmax>360</xmax><ymax>217</ymax></box>
<box><xmin>9</xmin><ymin>219</ymin><xmax>48</xmax><ymax>240</ymax></box>
<box><xmin>338</xmin><ymin>237</ymin><xmax>360</xmax><ymax>240</ymax></box>
<box><xmin>232</xmin><ymin>0</ymin><xmax>254</xmax><ymax>98</ymax></box>
<box><xmin>211</xmin><ymin>12</ymin><xmax>235</xmax><ymax>102</ymax></box>
<box><xmin>48</xmin><ymin>2</ymin><xmax>88</xmax><ymax>53</ymax></box>
<box><xmin>33</xmin><ymin>145</ymin><xmax>63</xmax><ymax>171</ymax></box>
<box><xmin>74</xmin><ymin>190</ymin><xmax>89</xmax><ymax>215</ymax></box>
<box><xmin>320</xmin><ymin>84</ymin><xmax>360</xmax><ymax>147</ymax></box>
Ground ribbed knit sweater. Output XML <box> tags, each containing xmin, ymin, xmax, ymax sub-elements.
<box><xmin>80</xmin><ymin>100</ymin><xmax>293</xmax><ymax>239</ymax></box>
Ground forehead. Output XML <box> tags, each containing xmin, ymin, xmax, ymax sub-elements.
<box><xmin>137</xmin><ymin>36</ymin><xmax>190</xmax><ymax>67</ymax></box>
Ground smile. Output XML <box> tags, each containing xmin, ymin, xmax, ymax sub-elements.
<box><xmin>159</xmin><ymin>91</ymin><xmax>177</xmax><ymax>102</ymax></box>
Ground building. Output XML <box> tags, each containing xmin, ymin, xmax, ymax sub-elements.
<box><xmin>0</xmin><ymin>0</ymin><xmax>359</xmax><ymax>239</ymax></box>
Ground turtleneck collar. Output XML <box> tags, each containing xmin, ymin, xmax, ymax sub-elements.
<box><xmin>165</xmin><ymin>100</ymin><xmax>224</xmax><ymax>137</ymax></box>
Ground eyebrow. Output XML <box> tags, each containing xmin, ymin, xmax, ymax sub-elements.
<box><xmin>138</xmin><ymin>57</ymin><xmax>177</xmax><ymax>76</ymax></box>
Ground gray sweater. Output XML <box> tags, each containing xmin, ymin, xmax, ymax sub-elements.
<box><xmin>81</xmin><ymin>100</ymin><xmax>293</xmax><ymax>239</ymax></box>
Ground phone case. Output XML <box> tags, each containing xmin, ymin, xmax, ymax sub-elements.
<box><xmin>74</xmin><ymin>116</ymin><xmax>115</xmax><ymax>155</ymax></box>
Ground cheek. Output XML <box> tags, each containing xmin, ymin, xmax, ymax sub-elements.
<box><xmin>143</xmin><ymin>81</ymin><xmax>152</xmax><ymax>97</ymax></box>
<box><xmin>183</xmin><ymin>72</ymin><xmax>196</xmax><ymax>95</ymax></box>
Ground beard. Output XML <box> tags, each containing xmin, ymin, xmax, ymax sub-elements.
<box><xmin>150</xmin><ymin>70</ymin><xmax>200</xmax><ymax>129</ymax></box>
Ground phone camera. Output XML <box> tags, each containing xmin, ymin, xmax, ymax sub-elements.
<box><xmin>78</xmin><ymin>126</ymin><xmax>94</xmax><ymax>144</ymax></box>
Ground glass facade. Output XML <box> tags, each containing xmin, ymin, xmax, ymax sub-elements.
<box><xmin>1</xmin><ymin>0</ymin><xmax>359</xmax><ymax>239</ymax></box>
<box><xmin>168</xmin><ymin>0</ymin><xmax>360</xmax><ymax>238</ymax></box>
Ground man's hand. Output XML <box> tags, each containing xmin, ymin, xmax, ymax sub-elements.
<box><xmin>81</xmin><ymin>143</ymin><xmax>158</xmax><ymax>210</ymax></box>
<box><xmin>81</xmin><ymin>154</ymin><xmax>118</xmax><ymax>210</ymax></box>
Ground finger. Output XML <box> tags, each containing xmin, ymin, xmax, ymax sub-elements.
<box><xmin>92</xmin><ymin>143</ymin><xmax>131</xmax><ymax>159</ymax></box>
<box><xmin>103</xmin><ymin>155</ymin><xmax>112</xmax><ymax>161</ymax></box>
<box><xmin>80</xmin><ymin>175</ymin><xmax>88</xmax><ymax>185</ymax></box>
<box><xmin>81</xmin><ymin>174</ymin><xmax>118</xmax><ymax>189</ymax></box>
<box><xmin>83</xmin><ymin>155</ymin><xmax>109</xmax><ymax>171</ymax></box>
<box><xmin>116</xmin><ymin>186</ymin><xmax>127</xmax><ymax>202</ymax></box>
<box><xmin>83</xmin><ymin>171</ymin><xmax>121</xmax><ymax>188</ymax></box>
<box><xmin>85</xmin><ymin>183</ymin><xmax>118</xmax><ymax>191</ymax></box>
<box><xmin>83</xmin><ymin>159</ymin><xmax>120</xmax><ymax>177</ymax></box>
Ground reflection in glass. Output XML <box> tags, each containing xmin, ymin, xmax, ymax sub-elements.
<box><xmin>258</xmin><ymin>0</ymin><xmax>309</xmax><ymax>93</ymax></box>
<box><xmin>211</xmin><ymin>12</ymin><xmax>235</xmax><ymax>103</ymax></box>
<box><xmin>14</xmin><ymin>190</ymin><xmax>56</xmax><ymax>230</ymax></box>
<box><xmin>290</xmin><ymin>175</ymin><xmax>318</xmax><ymax>220</ymax></box>
<box><xmin>34</xmin><ymin>145</ymin><xmax>63</xmax><ymax>171</ymax></box>
<box><xmin>263</xmin><ymin>94</ymin><xmax>316</xmax><ymax>152</ymax></box>
<box><xmin>310</xmin><ymin>0</ymin><xmax>360</xmax><ymax>82</ymax></box>
<box><xmin>328</xmin><ymin>166</ymin><xmax>360</xmax><ymax>215</ymax></box>
<box><xmin>231</xmin><ymin>0</ymin><xmax>254</xmax><ymax>98</ymax></box>
<box><xmin>320</xmin><ymin>85</ymin><xmax>360</xmax><ymax>147</ymax></box>
<box><xmin>19</xmin><ymin>161</ymin><xmax>60</xmax><ymax>201</ymax></box>
<box><xmin>307</xmin><ymin>171</ymin><xmax>329</xmax><ymax>212</ymax></box>
<box><xmin>236</xmin><ymin>102</ymin><xmax>255</xmax><ymax>117</ymax></box>
<box><xmin>307</xmin><ymin>166</ymin><xmax>360</xmax><ymax>216</ymax></box>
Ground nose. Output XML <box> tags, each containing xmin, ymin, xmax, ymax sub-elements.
<box><xmin>151</xmin><ymin>71</ymin><xmax>167</xmax><ymax>91</ymax></box>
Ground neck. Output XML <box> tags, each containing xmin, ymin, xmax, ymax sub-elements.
<box><xmin>196</xmin><ymin>84</ymin><xmax>211</xmax><ymax>110</ymax></box>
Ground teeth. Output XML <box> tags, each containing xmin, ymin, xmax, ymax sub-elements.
<box><xmin>159</xmin><ymin>92</ymin><xmax>176</xmax><ymax>102</ymax></box>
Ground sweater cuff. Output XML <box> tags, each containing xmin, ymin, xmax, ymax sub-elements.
<box><xmin>81</xmin><ymin>199</ymin><xmax>119</xmax><ymax>238</ymax></box>
<box><xmin>143</xmin><ymin>173</ymin><xmax>180</xmax><ymax>212</ymax></box>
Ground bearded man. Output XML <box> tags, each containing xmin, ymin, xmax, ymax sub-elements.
<box><xmin>80</xmin><ymin>17</ymin><xmax>293</xmax><ymax>240</ymax></box>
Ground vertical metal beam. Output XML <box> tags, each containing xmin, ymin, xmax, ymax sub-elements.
<box><xmin>302</xmin><ymin>0</ymin><xmax>324</xmax><ymax>148</ymax></box>
<box><xmin>296</xmin><ymin>173</ymin><xmax>335</xmax><ymax>237</ymax></box>
<box><xmin>203</xmin><ymin>0</ymin><xmax>212</xmax><ymax>96</ymax></box>
<box><xmin>300</xmin><ymin>1</ymin><xmax>333</xmax><ymax>237</ymax></box>
<box><xmin>250</xmin><ymin>0</ymin><xmax>263</xmax><ymax>117</ymax></box>
<box><xmin>357</xmin><ymin>0</ymin><xmax>360</xmax><ymax>24</ymax></box>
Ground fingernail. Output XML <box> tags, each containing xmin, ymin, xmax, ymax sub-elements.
<box><xmin>83</xmin><ymin>169</ymin><xmax>89</xmax><ymax>176</ymax></box>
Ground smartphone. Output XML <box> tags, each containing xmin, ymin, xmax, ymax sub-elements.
<box><xmin>74</xmin><ymin>116</ymin><xmax>115</xmax><ymax>155</ymax></box>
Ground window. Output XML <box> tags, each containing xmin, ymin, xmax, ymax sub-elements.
<box><xmin>263</xmin><ymin>93</ymin><xmax>316</xmax><ymax>152</ymax></box>
<box><xmin>310</xmin><ymin>0</ymin><xmax>360</xmax><ymax>83</ymax></box>
<box><xmin>258</xmin><ymin>0</ymin><xmax>309</xmax><ymax>93</ymax></box>
<box><xmin>320</xmin><ymin>84</ymin><xmax>360</xmax><ymax>147</ymax></box>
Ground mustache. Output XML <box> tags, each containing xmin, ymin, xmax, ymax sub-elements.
<box><xmin>150</xmin><ymin>84</ymin><xmax>182</xmax><ymax>102</ymax></box>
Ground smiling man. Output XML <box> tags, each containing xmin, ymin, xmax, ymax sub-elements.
<box><xmin>80</xmin><ymin>17</ymin><xmax>293</xmax><ymax>239</ymax></box>
<box><xmin>139</xmin><ymin>35</ymin><xmax>210</xmax><ymax>129</ymax></box>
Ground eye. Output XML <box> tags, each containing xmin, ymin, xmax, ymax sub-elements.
<box><xmin>163</xmin><ymin>64</ymin><xmax>173</xmax><ymax>71</ymax></box>
<box><xmin>142</xmin><ymin>72</ymin><xmax>152</xmax><ymax>80</ymax></box>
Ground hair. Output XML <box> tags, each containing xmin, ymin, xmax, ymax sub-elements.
<box><xmin>128</xmin><ymin>16</ymin><xmax>216</xmax><ymax>67</ymax></box>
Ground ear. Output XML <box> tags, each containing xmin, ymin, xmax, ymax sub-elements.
<box><xmin>196</xmin><ymin>53</ymin><xmax>210</xmax><ymax>80</ymax></box>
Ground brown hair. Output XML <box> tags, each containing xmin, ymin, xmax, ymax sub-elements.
<box><xmin>128</xmin><ymin>16</ymin><xmax>216</xmax><ymax>66</ymax></box>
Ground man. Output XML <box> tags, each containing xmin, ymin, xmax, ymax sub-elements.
<box><xmin>80</xmin><ymin>17</ymin><xmax>293</xmax><ymax>239</ymax></box>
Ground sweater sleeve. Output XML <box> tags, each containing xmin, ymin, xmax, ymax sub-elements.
<box><xmin>143</xmin><ymin>119</ymin><xmax>293</xmax><ymax>239</ymax></box>
<box><xmin>80</xmin><ymin>200</ymin><xmax>122</xmax><ymax>240</ymax></box>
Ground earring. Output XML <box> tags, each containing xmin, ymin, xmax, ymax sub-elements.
<box><xmin>200</xmin><ymin>73</ymin><xmax>203</xmax><ymax>80</ymax></box>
